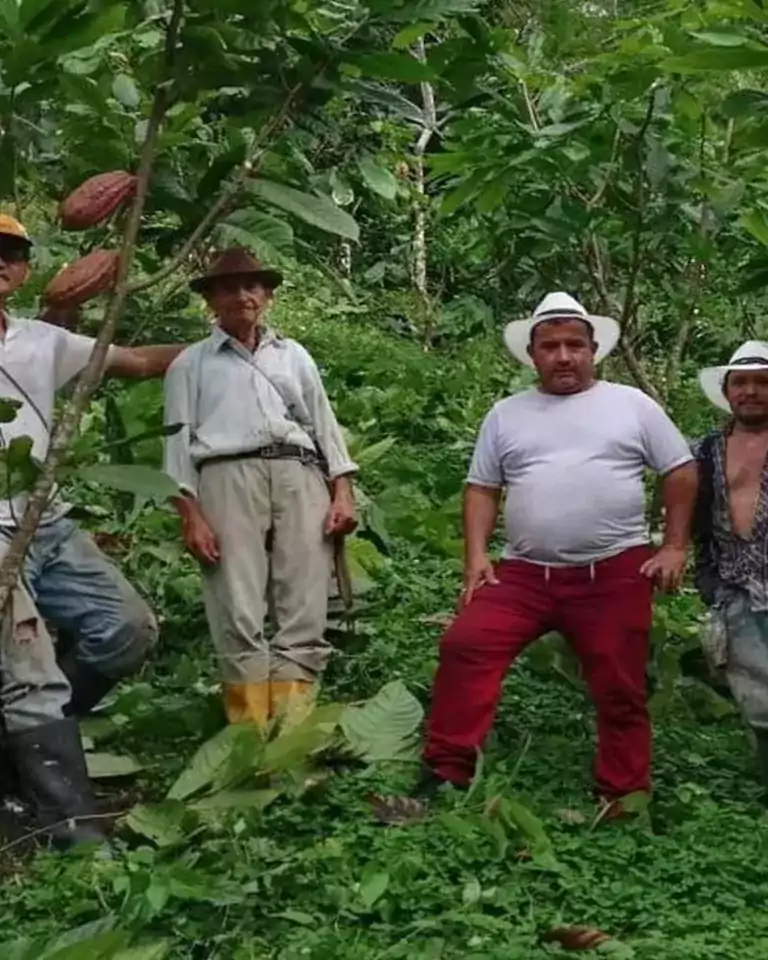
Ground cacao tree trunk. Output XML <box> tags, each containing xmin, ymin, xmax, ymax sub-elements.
<box><xmin>412</xmin><ymin>37</ymin><xmax>437</xmax><ymax>347</ymax></box>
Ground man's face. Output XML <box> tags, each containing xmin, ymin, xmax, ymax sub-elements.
<box><xmin>527</xmin><ymin>318</ymin><xmax>597</xmax><ymax>395</ymax></box>
<box><xmin>725</xmin><ymin>370</ymin><xmax>768</xmax><ymax>427</ymax></box>
<box><xmin>0</xmin><ymin>237</ymin><xmax>30</xmax><ymax>299</ymax></box>
<box><xmin>204</xmin><ymin>275</ymin><xmax>274</xmax><ymax>331</ymax></box>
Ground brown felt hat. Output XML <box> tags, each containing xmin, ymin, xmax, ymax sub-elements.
<box><xmin>190</xmin><ymin>247</ymin><xmax>283</xmax><ymax>293</ymax></box>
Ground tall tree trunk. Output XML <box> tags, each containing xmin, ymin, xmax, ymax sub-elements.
<box><xmin>412</xmin><ymin>38</ymin><xmax>437</xmax><ymax>347</ymax></box>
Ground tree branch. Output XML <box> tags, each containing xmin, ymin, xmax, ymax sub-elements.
<box><xmin>0</xmin><ymin>0</ymin><xmax>185</xmax><ymax>613</ymax></box>
<box><xmin>664</xmin><ymin>114</ymin><xmax>709</xmax><ymax>394</ymax></box>
<box><xmin>128</xmin><ymin>74</ymin><xmax>311</xmax><ymax>297</ymax></box>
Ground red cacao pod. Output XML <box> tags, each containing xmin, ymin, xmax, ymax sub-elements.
<box><xmin>42</xmin><ymin>249</ymin><xmax>119</xmax><ymax>307</ymax></box>
<box><xmin>59</xmin><ymin>171</ymin><xmax>137</xmax><ymax>231</ymax></box>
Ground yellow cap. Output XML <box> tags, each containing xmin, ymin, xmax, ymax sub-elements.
<box><xmin>0</xmin><ymin>214</ymin><xmax>31</xmax><ymax>245</ymax></box>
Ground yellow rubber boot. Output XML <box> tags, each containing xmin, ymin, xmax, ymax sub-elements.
<box><xmin>223</xmin><ymin>682</ymin><xmax>270</xmax><ymax>731</ymax></box>
<box><xmin>270</xmin><ymin>680</ymin><xmax>316</xmax><ymax>731</ymax></box>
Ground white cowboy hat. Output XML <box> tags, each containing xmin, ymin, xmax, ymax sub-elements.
<box><xmin>503</xmin><ymin>291</ymin><xmax>620</xmax><ymax>367</ymax></box>
<box><xmin>699</xmin><ymin>340</ymin><xmax>768</xmax><ymax>412</ymax></box>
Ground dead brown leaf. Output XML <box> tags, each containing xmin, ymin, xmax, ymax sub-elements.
<box><xmin>540</xmin><ymin>925</ymin><xmax>612</xmax><ymax>951</ymax></box>
<box><xmin>366</xmin><ymin>793</ymin><xmax>427</xmax><ymax>826</ymax></box>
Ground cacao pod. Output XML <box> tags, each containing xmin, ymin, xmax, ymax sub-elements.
<box><xmin>39</xmin><ymin>304</ymin><xmax>82</xmax><ymax>332</ymax></box>
<box><xmin>42</xmin><ymin>249</ymin><xmax>119</xmax><ymax>308</ymax></box>
<box><xmin>59</xmin><ymin>171</ymin><xmax>137</xmax><ymax>230</ymax></box>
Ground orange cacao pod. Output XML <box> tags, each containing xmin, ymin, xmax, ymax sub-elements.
<box><xmin>42</xmin><ymin>249</ymin><xmax>119</xmax><ymax>307</ymax></box>
<box><xmin>59</xmin><ymin>171</ymin><xmax>137</xmax><ymax>230</ymax></box>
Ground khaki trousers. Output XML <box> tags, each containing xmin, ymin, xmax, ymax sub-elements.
<box><xmin>198</xmin><ymin>457</ymin><xmax>333</xmax><ymax>685</ymax></box>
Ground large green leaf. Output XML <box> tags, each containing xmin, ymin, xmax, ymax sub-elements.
<box><xmin>340</xmin><ymin>680</ymin><xmax>423</xmax><ymax>762</ymax></box>
<box><xmin>351</xmin><ymin>52</ymin><xmax>436</xmax><ymax>83</ymax></box>
<box><xmin>113</xmin><ymin>944</ymin><xmax>171</xmax><ymax>960</ymax></box>
<box><xmin>112</xmin><ymin>73</ymin><xmax>139</xmax><ymax>108</ymax></box>
<box><xmin>125</xmin><ymin>800</ymin><xmax>188</xmax><ymax>848</ymax></box>
<box><xmin>343</xmin><ymin>80</ymin><xmax>425</xmax><ymax>124</ymax></box>
<box><xmin>190</xmin><ymin>789</ymin><xmax>279</xmax><ymax>813</ymax></box>
<box><xmin>167</xmin><ymin>724</ymin><xmax>263</xmax><ymax>801</ymax></box>
<box><xmin>364</xmin><ymin>0</ymin><xmax>481</xmax><ymax>23</ymax></box>
<box><xmin>740</xmin><ymin>211</ymin><xmax>768</xmax><ymax>247</ymax></box>
<box><xmin>499</xmin><ymin>797</ymin><xmax>563</xmax><ymax>873</ymax></box>
<box><xmin>5</xmin><ymin>919</ymin><xmax>128</xmax><ymax>960</ymax></box>
<box><xmin>249</xmin><ymin>180</ymin><xmax>359</xmax><ymax>241</ymax></box>
<box><xmin>262</xmin><ymin>703</ymin><xmax>345</xmax><ymax>772</ymax></box>
<box><xmin>86</xmin><ymin>751</ymin><xmax>144</xmax><ymax>779</ymax></box>
<box><xmin>662</xmin><ymin>46</ymin><xmax>768</xmax><ymax>72</ymax></box>
<box><xmin>79</xmin><ymin>464</ymin><xmax>180</xmax><ymax>501</ymax></box>
<box><xmin>359</xmin><ymin>158</ymin><xmax>398</xmax><ymax>200</ymax></box>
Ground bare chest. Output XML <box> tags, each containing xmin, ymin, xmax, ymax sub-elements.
<box><xmin>725</xmin><ymin>433</ymin><xmax>768</xmax><ymax>537</ymax></box>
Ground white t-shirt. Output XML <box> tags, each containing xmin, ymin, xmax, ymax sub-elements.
<box><xmin>0</xmin><ymin>315</ymin><xmax>107</xmax><ymax>526</ymax></box>
<box><xmin>467</xmin><ymin>380</ymin><xmax>693</xmax><ymax>565</ymax></box>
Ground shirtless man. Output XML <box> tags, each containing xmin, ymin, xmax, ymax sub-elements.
<box><xmin>694</xmin><ymin>341</ymin><xmax>768</xmax><ymax>791</ymax></box>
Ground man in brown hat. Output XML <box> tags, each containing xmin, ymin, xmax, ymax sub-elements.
<box><xmin>163</xmin><ymin>248</ymin><xmax>357</xmax><ymax>729</ymax></box>
<box><xmin>0</xmin><ymin>213</ymin><xmax>184</xmax><ymax>849</ymax></box>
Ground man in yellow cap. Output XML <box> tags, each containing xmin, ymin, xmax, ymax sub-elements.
<box><xmin>0</xmin><ymin>214</ymin><xmax>184</xmax><ymax>849</ymax></box>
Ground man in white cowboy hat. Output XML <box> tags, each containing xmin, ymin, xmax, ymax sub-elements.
<box><xmin>418</xmin><ymin>291</ymin><xmax>698</xmax><ymax>809</ymax></box>
<box><xmin>694</xmin><ymin>340</ymin><xmax>768</xmax><ymax>792</ymax></box>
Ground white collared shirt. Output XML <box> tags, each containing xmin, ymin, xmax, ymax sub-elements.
<box><xmin>162</xmin><ymin>326</ymin><xmax>357</xmax><ymax>495</ymax></box>
<box><xmin>0</xmin><ymin>313</ymin><xmax>110</xmax><ymax>525</ymax></box>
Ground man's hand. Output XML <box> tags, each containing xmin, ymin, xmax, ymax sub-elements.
<box><xmin>182</xmin><ymin>513</ymin><xmax>221</xmax><ymax>565</ymax></box>
<box><xmin>325</xmin><ymin>491</ymin><xmax>357</xmax><ymax>537</ymax></box>
<box><xmin>640</xmin><ymin>545</ymin><xmax>688</xmax><ymax>592</ymax></box>
<box><xmin>460</xmin><ymin>553</ymin><xmax>499</xmax><ymax>609</ymax></box>
<box><xmin>173</xmin><ymin>495</ymin><xmax>220</xmax><ymax>566</ymax></box>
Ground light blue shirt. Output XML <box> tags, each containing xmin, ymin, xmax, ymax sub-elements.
<box><xmin>162</xmin><ymin>326</ymin><xmax>357</xmax><ymax>495</ymax></box>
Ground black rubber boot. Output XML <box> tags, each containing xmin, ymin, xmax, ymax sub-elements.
<box><xmin>59</xmin><ymin>649</ymin><xmax>118</xmax><ymax>718</ymax></box>
<box><xmin>755</xmin><ymin>728</ymin><xmax>768</xmax><ymax>795</ymax></box>
<box><xmin>0</xmin><ymin>738</ymin><xmax>21</xmax><ymax>799</ymax></box>
<box><xmin>410</xmin><ymin>763</ymin><xmax>467</xmax><ymax>801</ymax></box>
<box><xmin>7</xmin><ymin>717</ymin><xmax>108</xmax><ymax>849</ymax></box>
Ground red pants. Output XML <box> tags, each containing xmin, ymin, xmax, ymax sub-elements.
<box><xmin>423</xmin><ymin>546</ymin><xmax>653</xmax><ymax>798</ymax></box>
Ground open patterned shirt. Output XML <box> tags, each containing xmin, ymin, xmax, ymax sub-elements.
<box><xmin>693</xmin><ymin>425</ymin><xmax>768</xmax><ymax>611</ymax></box>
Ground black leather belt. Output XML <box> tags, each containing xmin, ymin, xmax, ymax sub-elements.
<box><xmin>198</xmin><ymin>443</ymin><xmax>319</xmax><ymax>470</ymax></box>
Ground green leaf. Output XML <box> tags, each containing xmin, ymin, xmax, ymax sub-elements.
<box><xmin>392</xmin><ymin>21</ymin><xmax>432</xmax><ymax>49</ymax></box>
<box><xmin>352</xmin><ymin>436</ymin><xmax>396</xmax><ymax>467</ymax></box>
<box><xmin>740</xmin><ymin>211</ymin><xmax>768</xmax><ymax>247</ymax></box>
<box><xmin>365</xmin><ymin>0</ymin><xmax>481</xmax><ymax>22</ymax></box>
<box><xmin>330</xmin><ymin>169</ymin><xmax>354</xmax><ymax>207</ymax></box>
<box><xmin>721</xmin><ymin>89</ymin><xmax>768</xmax><ymax>117</ymax></box>
<box><xmin>262</xmin><ymin>703</ymin><xmax>344</xmax><ymax>772</ymax></box>
<box><xmin>223</xmin><ymin>208</ymin><xmax>294</xmax><ymax>256</ymax></box>
<box><xmin>168</xmin><ymin>724</ymin><xmax>262</xmax><ymax>800</ymax></box>
<box><xmin>79</xmin><ymin>464</ymin><xmax>180</xmax><ymax>501</ymax></box>
<box><xmin>646</xmin><ymin>137</ymin><xmax>671</xmax><ymax>189</ymax></box>
<box><xmin>113</xmin><ymin>943</ymin><xmax>171</xmax><ymax>960</ymax></box>
<box><xmin>340</xmin><ymin>680</ymin><xmax>423</xmax><ymax>762</ymax></box>
<box><xmin>343</xmin><ymin>80</ymin><xmax>425</xmax><ymax>125</ymax></box>
<box><xmin>359</xmin><ymin>158</ymin><xmax>398</xmax><ymax>200</ymax></box>
<box><xmin>662</xmin><ymin>46</ymin><xmax>768</xmax><ymax>72</ymax></box>
<box><xmin>249</xmin><ymin>180</ymin><xmax>359</xmax><ymax>241</ymax></box>
<box><xmin>85</xmin><ymin>752</ymin><xmax>143</xmax><ymax>779</ymax></box>
<box><xmin>351</xmin><ymin>52</ymin><xmax>436</xmax><ymax>83</ymax></box>
<box><xmin>0</xmin><ymin>398</ymin><xmax>22</xmax><ymax>422</ymax></box>
<box><xmin>190</xmin><ymin>789</ymin><xmax>279</xmax><ymax>813</ymax></box>
<box><xmin>112</xmin><ymin>73</ymin><xmax>140</xmax><ymax>109</ymax></box>
<box><xmin>359</xmin><ymin>870</ymin><xmax>390</xmax><ymax>909</ymax></box>
<box><xmin>499</xmin><ymin>797</ymin><xmax>563</xmax><ymax>873</ymax></box>
<box><xmin>125</xmin><ymin>800</ymin><xmax>188</xmax><ymax>848</ymax></box>
<box><xmin>688</xmin><ymin>31</ymin><xmax>749</xmax><ymax>46</ymax></box>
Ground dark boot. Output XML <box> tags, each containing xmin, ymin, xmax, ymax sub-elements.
<box><xmin>0</xmin><ymin>738</ymin><xmax>21</xmax><ymax>799</ymax></box>
<box><xmin>755</xmin><ymin>728</ymin><xmax>768</xmax><ymax>793</ymax></box>
<box><xmin>410</xmin><ymin>763</ymin><xmax>467</xmax><ymax>801</ymax></box>
<box><xmin>7</xmin><ymin>717</ymin><xmax>108</xmax><ymax>849</ymax></box>
<box><xmin>59</xmin><ymin>649</ymin><xmax>117</xmax><ymax>718</ymax></box>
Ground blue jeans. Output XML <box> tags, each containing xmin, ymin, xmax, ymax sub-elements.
<box><xmin>0</xmin><ymin>517</ymin><xmax>157</xmax><ymax>732</ymax></box>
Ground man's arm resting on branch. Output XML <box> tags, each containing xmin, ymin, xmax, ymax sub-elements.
<box><xmin>640</xmin><ymin>461</ymin><xmax>699</xmax><ymax>592</ymax></box>
<box><xmin>106</xmin><ymin>344</ymin><xmax>186</xmax><ymax>380</ymax></box>
<box><xmin>462</xmin><ymin>483</ymin><xmax>502</xmax><ymax>606</ymax></box>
